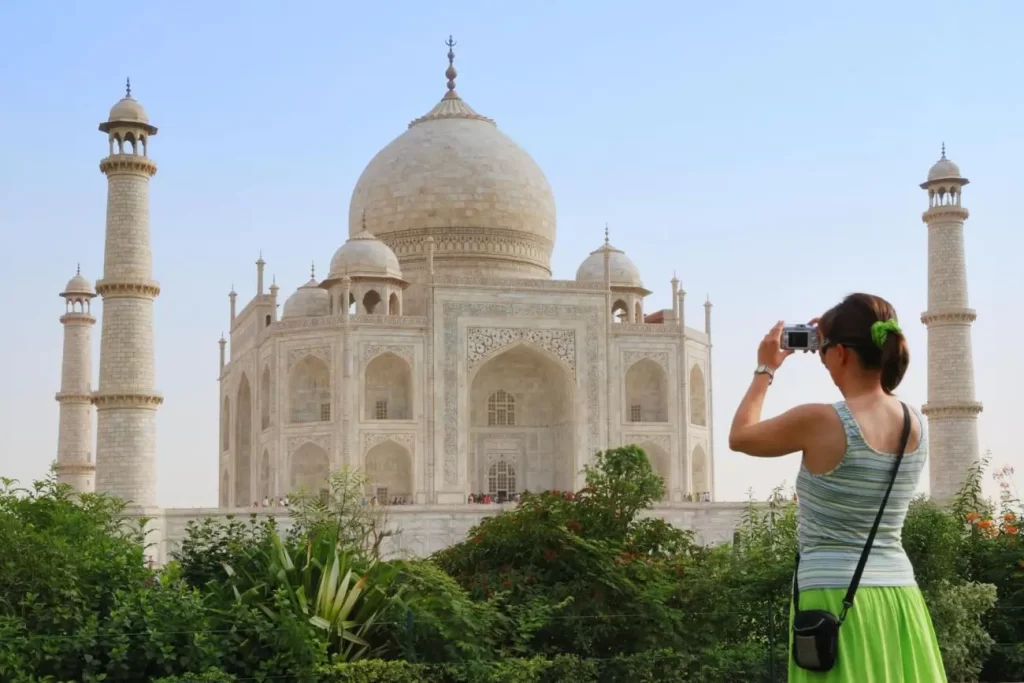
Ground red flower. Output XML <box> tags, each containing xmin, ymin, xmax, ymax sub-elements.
<box><xmin>473</xmin><ymin>535</ymin><xmax>483</xmax><ymax>544</ymax></box>
<box><xmin>544</xmin><ymin>549</ymin><xmax>557</xmax><ymax>561</ymax></box>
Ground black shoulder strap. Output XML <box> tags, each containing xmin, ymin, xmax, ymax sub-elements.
<box><xmin>793</xmin><ymin>402</ymin><xmax>912</xmax><ymax>620</ymax></box>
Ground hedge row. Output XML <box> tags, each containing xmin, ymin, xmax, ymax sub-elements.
<box><xmin>154</xmin><ymin>645</ymin><xmax>787</xmax><ymax>683</ymax></box>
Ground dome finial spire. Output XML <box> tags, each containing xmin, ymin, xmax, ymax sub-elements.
<box><xmin>310</xmin><ymin>261</ymin><xmax>316</xmax><ymax>280</ymax></box>
<box><xmin>76</xmin><ymin>262</ymin><xmax>81</xmax><ymax>276</ymax></box>
<box><xmin>445</xmin><ymin>35</ymin><xmax>458</xmax><ymax>94</ymax></box>
<box><xmin>604</xmin><ymin>222</ymin><xmax>610</xmax><ymax>245</ymax></box>
<box><xmin>125</xmin><ymin>77</ymin><xmax>131</xmax><ymax>99</ymax></box>
<box><xmin>941</xmin><ymin>141</ymin><xmax>946</xmax><ymax>160</ymax></box>
<box><xmin>361</xmin><ymin>208</ymin><xmax>367</xmax><ymax>232</ymax></box>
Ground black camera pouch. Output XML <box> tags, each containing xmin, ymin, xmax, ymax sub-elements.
<box><xmin>790</xmin><ymin>402</ymin><xmax>911</xmax><ymax>673</ymax></box>
<box><xmin>791</xmin><ymin>607</ymin><xmax>841</xmax><ymax>671</ymax></box>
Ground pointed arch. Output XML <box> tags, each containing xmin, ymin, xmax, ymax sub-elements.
<box><xmin>487</xmin><ymin>458</ymin><xmax>517</xmax><ymax>498</ymax></box>
<box><xmin>289</xmin><ymin>442</ymin><xmax>329</xmax><ymax>497</ymax></box>
<box><xmin>624</xmin><ymin>358</ymin><xmax>668</xmax><ymax>423</ymax></box>
<box><xmin>692</xmin><ymin>444</ymin><xmax>710</xmax><ymax>498</ymax></box>
<box><xmin>221</xmin><ymin>396</ymin><xmax>230</xmax><ymax>451</ymax></box>
<box><xmin>689</xmin><ymin>364</ymin><xmax>707</xmax><ymax>427</ymax></box>
<box><xmin>234</xmin><ymin>374</ymin><xmax>253</xmax><ymax>505</ymax></box>
<box><xmin>388</xmin><ymin>292</ymin><xmax>400</xmax><ymax>316</ymax></box>
<box><xmin>362</xmin><ymin>289</ymin><xmax>382</xmax><ymax>314</ymax></box>
<box><xmin>638</xmin><ymin>440</ymin><xmax>670</xmax><ymax>501</ymax></box>
<box><xmin>470</xmin><ymin>343</ymin><xmax>576</xmax><ymax>492</ymax></box>
<box><xmin>260</xmin><ymin>365</ymin><xmax>271</xmax><ymax>430</ymax></box>
<box><xmin>364</xmin><ymin>352</ymin><xmax>412</xmax><ymax>420</ymax></box>
<box><xmin>364</xmin><ymin>440</ymin><xmax>412</xmax><ymax>502</ymax></box>
<box><xmin>289</xmin><ymin>355</ymin><xmax>331</xmax><ymax>423</ymax></box>
<box><xmin>612</xmin><ymin>299</ymin><xmax>628</xmax><ymax>323</ymax></box>
<box><xmin>260</xmin><ymin>449</ymin><xmax>271</xmax><ymax>500</ymax></box>
<box><xmin>220</xmin><ymin>469</ymin><xmax>230</xmax><ymax>507</ymax></box>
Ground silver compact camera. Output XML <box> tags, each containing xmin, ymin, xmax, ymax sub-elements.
<box><xmin>781</xmin><ymin>323</ymin><xmax>820</xmax><ymax>352</ymax></box>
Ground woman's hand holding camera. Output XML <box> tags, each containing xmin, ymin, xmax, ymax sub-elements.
<box><xmin>758</xmin><ymin>320</ymin><xmax>795</xmax><ymax>371</ymax></box>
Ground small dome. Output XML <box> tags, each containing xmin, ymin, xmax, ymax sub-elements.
<box><xmin>108</xmin><ymin>96</ymin><xmax>150</xmax><ymax>125</ymax></box>
<box><xmin>282</xmin><ymin>278</ymin><xmax>330</xmax><ymax>318</ymax></box>
<box><xmin>62</xmin><ymin>270</ymin><xmax>94</xmax><ymax>297</ymax></box>
<box><xmin>328</xmin><ymin>229</ymin><xmax>403</xmax><ymax>281</ymax></box>
<box><xmin>575</xmin><ymin>242</ymin><xmax>643</xmax><ymax>288</ymax></box>
<box><xmin>927</xmin><ymin>157</ymin><xmax>961</xmax><ymax>182</ymax></box>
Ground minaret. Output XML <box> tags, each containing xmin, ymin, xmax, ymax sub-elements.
<box><xmin>56</xmin><ymin>266</ymin><xmax>97</xmax><ymax>493</ymax></box>
<box><xmin>93</xmin><ymin>79</ymin><xmax>162</xmax><ymax>507</ymax></box>
<box><xmin>919</xmin><ymin>145</ymin><xmax>983</xmax><ymax>501</ymax></box>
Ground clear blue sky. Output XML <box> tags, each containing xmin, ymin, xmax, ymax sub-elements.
<box><xmin>1</xmin><ymin>0</ymin><xmax>1020</xmax><ymax>506</ymax></box>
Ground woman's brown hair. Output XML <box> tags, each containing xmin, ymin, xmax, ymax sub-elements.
<box><xmin>818</xmin><ymin>293</ymin><xmax>910</xmax><ymax>394</ymax></box>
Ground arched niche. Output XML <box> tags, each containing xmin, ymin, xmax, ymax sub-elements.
<box><xmin>612</xmin><ymin>299</ymin><xmax>628</xmax><ymax>323</ymax></box>
<box><xmin>469</xmin><ymin>343</ymin><xmax>576</xmax><ymax>493</ymax></box>
<box><xmin>260</xmin><ymin>365</ymin><xmax>271</xmax><ymax>430</ymax></box>
<box><xmin>689</xmin><ymin>365</ymin><xmax>707</xmax><ymax>427</ymax></box>
<box><xmin>364</xmin><ymin>352</ymin><xmax>412</xmax><ymax>420</ymax></box>
<box><xmin>362</xmin><ymin>289</ymin><xmax>382</xmax><ymax>314</ymax></box>
<box><xmin>289</xmin><ymin>355</ymin><xmax>331</xmax><ymax>423</ymax></box>
<box><xmin>364</xmin><ymin>440</ymin><xmax>413</xmax><ymax>502</ymax></box>
<box><xmin>638</xmin><ymin>440</ymin><xmax>670</xmax><ymax>501</ymax></box>
<box><xmin>260</xmin><ymin>449</ymin><xmax>271</xmax><ymax>500</ymax></box>
<box><xmin>289</xmin><ymin>442</ymin><xmax>330</xmax><ymax>498</ymax></box>
<box><xmin>221</xmin><ymin>396</ymin><xmax>230</xmax><ymax>451</ymax></box>
<box><xmin>220</xmin><ymin>469</ymin><xmax>230</xmax><ymax>507</ymax></box>
<box><xmin>388</xmin><ymin>292</ymin><xmax>400</xmax><ymax>316</ymax></box>
<box><xmin>692</xmin><ymin>444</ymin><xmax>710</xmax><ymax>498</ymax></box>
<box><xmin>234</xmin><ymin>374</ymin><xmax>253</xmax><ymax>506</ymax></box>
<box><xmin>486</xmin><ymin>458</ymin><xmax>517</xmax><ymax>499</ymax></box>
<box><xmin>624</xmin><ymin>358</ymin><xmax>668</xmax><ymax>423</ymax></box>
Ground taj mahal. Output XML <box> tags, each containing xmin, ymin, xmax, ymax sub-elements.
<box><xmin>50</xmin><ymin>41</ymin><xmax>983</xmax><ymax>562</ymax></box>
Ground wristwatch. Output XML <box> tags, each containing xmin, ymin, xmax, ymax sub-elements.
<box><xmin>754</xmin><ymin>364</ymin><xmax>775</xmax><ymax>384</ymax></box>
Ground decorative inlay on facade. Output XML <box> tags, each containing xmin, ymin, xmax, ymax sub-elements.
<box><xmin>286</xmin><ymin>433</ymin><xmax>333</xmax><ymax>456</ymax></box>
<box><xmin>444</xmin><ymin>302</ymin><xmax>602</xmax><ymax>485</ymax></box>
<box><xmin>430</xmin><ymin>275</ymin><xmax>603</xmax><ymax>291</ymax></box>
<box><xmin>270</xmin><ymin>315</ymin><xmax>427</xmax><ymax>333</ymax></box>
<box><xmin>287</xmin><ymin>346</ymin><xmax>332</xmax><ymax>369</ymax></box>
<box><xmin>362</xmin><ymin>432</ymin><xmax>416</xmax><ymax>453</ymax></box>
<box><xmin>467</xmin><ymin>327</ymin><xmax>576</xmax><ymax>377</ymax></box>
<box><xmin>612</xmin><ymin>323</ymin><xmax>679</xmax><ymax>336</ymax></box>
<box><xmin>382</xmin><ymin>228</ymin><xmax>552</xmax><ymax>268</ymax></box>
<box><xmin>232</xmin><ymin>322</ymin><xmax>257</xmax><ymax>356</ymax></box>
<box><xmin>623</xmin><ymin>434</ymin><xmax>672</xmax><ymax>453</ymax></box>
<box><xmin>363</xmin><ymin>344</ymin><xmax>415</xmax><ymax>365</ymax></box>
<box><xmin>622</xmin><ymin>350</ymin><xmax>669</xmax><ymax>371</ymax></box>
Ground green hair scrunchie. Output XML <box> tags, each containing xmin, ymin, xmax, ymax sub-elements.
<box><xmin>871</xmin><ymin>319</ymin><xmax>902</xmax><ymax>349</ymax></box>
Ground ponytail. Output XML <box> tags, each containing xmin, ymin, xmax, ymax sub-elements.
<box><xmin>872</xmin><ymin>319</ymin><xmax>910</xmax><ymax>394</ymax></box>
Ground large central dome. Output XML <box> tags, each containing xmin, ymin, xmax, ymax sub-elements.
<box><xmin>348</xmin><ymin>40</ymin><xmax>556</xmax><ymax>281</ymax></box>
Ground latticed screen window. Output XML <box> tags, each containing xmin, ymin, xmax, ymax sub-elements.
<box><xmin>376</xmin><ymin>487</ymin><xmax>388</xmax><ymax>502</ymax></box>
<box><xmin>375</xmin><ymin>400</ymin><xmax>388</xmax><ymax>420</ymax></box>
<box><xmin>488</xmin><ymin>460</ymin><xmax>516</xmax><ymax>496</ymax></box>
<box><xmin>487</xmin><ymin>390</ymin><xmax>515</xmax><ymax>426</ymax></box>
<box><xmin>630</xmin><ymin>404</ymin><xmax>642</xmax><ymax>422</ymax></box>
<box><xmin>320</xmin><ymin>403</ymin><xmax>331</xmax><ymax>421</ymax></box>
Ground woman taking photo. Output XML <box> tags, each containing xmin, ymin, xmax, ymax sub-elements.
<box><xmin>729</xmin><ymin>293</ymin><xmax>945</xmax><ymax>681</ymax></box>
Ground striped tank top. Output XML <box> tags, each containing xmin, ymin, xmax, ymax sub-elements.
<box><xmin>795</xmin><ymin>401</ymin><xmax>927</xmax><ymax>591</ymax></box>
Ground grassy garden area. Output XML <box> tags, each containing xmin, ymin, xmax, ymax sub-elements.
<box><xmin>0</xmin><ymin>448</ymin><xmax>1020</xmax><ymax>682</ymax></box>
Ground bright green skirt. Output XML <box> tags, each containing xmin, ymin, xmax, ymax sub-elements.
<box><xmin>788</xmin><ymin>586</ymin><xmax>946</xmax><ymax>682</ymax></box>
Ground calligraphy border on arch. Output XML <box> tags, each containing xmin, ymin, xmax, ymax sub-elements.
<box><xmin>467</xmin><ymin>327</ymin><xmax>576</xmax><ymax>378</ymax></box>
<box><xmin>622</xmin><ymin>350</ymin><xmax>669</xmax><ymax>372</ymax></box>
<box><xmin>443</xmin><ymin>301</ymin><xmax>602</xmax><ymax>486</ymax></box>
<box><xmin>362</xmin><ymin>344</ymin><xmax>415</xmax><ymax>365</ymax></box>
<box><xmin>362</xmin><ymin>432</ymin><xmax>416</xmax><ymax>454</ymax></box>
<box><xmin>623</xmin><ymin>434</ymin><xmax>672</xmax><ymax>453</ymax></box>
<box><xmin>286</xmin><ymin>432</ymin><xmax>333</xmax><ymax>457</ymax></box>
<box><xmin>286</xmin><ymin>346</ymin><xmax>332</xmax><ymax>370</ymax></box>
